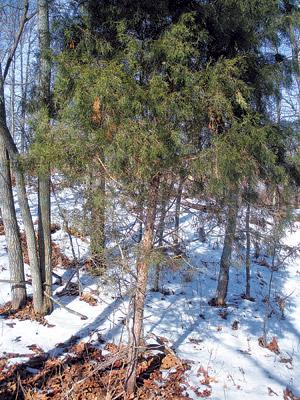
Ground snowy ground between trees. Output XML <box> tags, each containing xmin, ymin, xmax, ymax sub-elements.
<box><xmin>0</xmin><ymin>186</ymin><xmax>300</xmax><ymax>399</ymax></box>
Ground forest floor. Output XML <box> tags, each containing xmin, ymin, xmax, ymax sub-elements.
<box><xmin>0</xmin><ymin>184</ymin><xmax>299</xmax><ymax>399</ymax></box>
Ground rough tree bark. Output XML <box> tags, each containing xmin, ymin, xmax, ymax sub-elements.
<box><xmin>215</xmin><ymin>187</ymin><xmax>239</xmax><ymax>306</ymax></box>
<box><xmin>174</xmin><ymin>176</ymin><xmax>184</xmax><ymax>252</ymax></box>
<box><xmin>89</xmin><ymin>166</ymin><xmax>106</xmax><ymax>270</ymax></box>
<box><xmin>125</xmin><ymin>174</ymin><xmax>160</xmax><ymax>396</ymax></box>
<box><xmin>0</xmin><ymin>1</ymin><xmax>44</xmax><ymax>314</ymax></box>
<box><xmin>245</xmin><ymin>184</ymin><xmax>251</xmax><ymax>299</ymax></box>
<box><xmin>0</xmin><ymin>77</ymin><xmax>43</xmax><ymax>313</ymax></box>
<box><xmin>153</xmin><ymin>188</ymin><xmax>168</xmax><ymax>292</ymax></box>
<box><xmin>153</xmin><ymin>178</ymin><xmax>174</xmax><ymax>292</ymax></box>
<box><xmin>0</xmin><ymin>135</ymin><xmax>26</xmax><ymax>309</ymax></box>
<box><xmin>20</xmin><ymin>22</ymin><xmax>34</xmax><ymax>153</ymax></box>
<box><xmin>38</xmin><ymin>0</ymin><xmax>52</xmax><ymax>314</ymax></box>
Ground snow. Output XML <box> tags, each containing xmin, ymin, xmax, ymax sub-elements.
<box><xmin>1</xmin><ymin>187</ymin><xmax>300</xmax><ymax>399</ymax></box>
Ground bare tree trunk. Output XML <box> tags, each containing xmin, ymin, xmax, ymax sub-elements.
<box><xmin>14</xmin><ymin>163</ymin><xmax>44</xmax><ymax>312</ymax></box>
<box><xmin>215</xmin><ymin>187</ymin><xmax>239</xmax><ymax>306</ymax></box>
<box><xmin>125</xmin><ymin>174</ymin><xmax>160</xmax><ymax>396</ymax></box>
<box><xmin>153</xmin><ymin>189</ymin><xmax>168</xmax><ymax>292</ymax></box>
<box><xmin>174</xmin><ymin>176</ymin><xmax>184</xmax><ymax>251</ymax></box>
<box><xmin>136</xmin><ymin>200</ymin><xmax>144</xmax><ymax>243</ymax></box>
<box><xmin>0</xmin><ymin>136</ymin><xmax>26</xmax><ymax>309</ymax></box>
<box><xmin>153</xmin><ymin>178</ymin><xmax>174</xmax><ymax>292</ymax></box>
<box><xmin>90</xmin><ymin>168</ymin><xmax>106</xmax><ymax>269</ymax></box>
<box><xmin>38</xmin><ymin>176</ymin><xmax>52</xmax><ymax>313</ymax></box>
<box><xmin>245</xmin><ymin>184</ymin><xmax>251</xmax><ymax>299</ymax></box>
<box><xmin>20</xmin><ymin>24</ymin><xmax>33</xmax><ymax>153</ymax></box>
<box><xmin>38</xmin><ymin>0</ymin><xmax>52</xmax><ymax>314</ymax></box>
<box><xmin>289</xmin><ymin>24</ymin><xmax>300</xmax><ymax>119</ymax></box>
<box><xmin>9</xmin><ymin>56</ymin><xmax>16</xmax><ymax>141</ymax></box>
<box><xmin>0</xmin><ymin>67</ymin><xmax>43</xmax><ymax>313</ymax></box>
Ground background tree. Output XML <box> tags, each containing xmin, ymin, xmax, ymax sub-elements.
<box><xmin>37</xmin><ymin>0</ymin><xmax>52</xmax><ymax>314</ymax></box>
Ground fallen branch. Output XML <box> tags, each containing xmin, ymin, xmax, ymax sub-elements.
<box><xmin>43</xmin><ymin>292</ymin><xmax>88</xmax><ymax>320</ymax></box>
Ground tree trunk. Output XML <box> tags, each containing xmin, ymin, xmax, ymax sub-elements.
<box><xmin>12</xmin><ymin>161</ymin><xmax>45</xmax><ymax>313</ymax></box>
<box><xmin>289</xmin><ymin>24</ymin><xmax>300</xmax><ymax>119</ymax></box>
<box><xmin>174</xmin><ymin>176</ymin><xmax>184</xmax><ymax>252</ymax></box>
<box><xmin>125</xmin><ymin>174</ymin><xmax>160</xmax><ymax>396</ymax></box>
<box><xmin>90</xmin><ymin>170</ymin><xmax>106</xmax><ymax>269</ymax></box>
<box><xmin>38</xmin><ymin>0</ymin><xmax>52</xmax><ymax>314</ymax></box>
<box><xmin>245</xmin><ymin>185</ymin><xmax>251</xmax><ymax>299</ymax></box>
<box><xmin>0</xmin><ymin>2</ymin><xmax>44</xmax><ymax>314</ymax></box>
<box><xmin>153</xmin><ymin>189</ymin><xmax>168</xmax><ymax>292</ymax></box>
<box><xmin>20</xmin><ymin>23</ymin><xmax>33</xmax><ymax>153</ymax></box>
<box><xmin>0</xmin><ymin>136</ymin><xmax>26</xmax><ymax>309</ymax></box>
<box><xmin>9</xmin><ymin>56</ymin><xmax>16</xmax><ymax>140</ymax></box>
<box><xmin>14</xmin><ymin>164</ymin><xmax>44</xmax><ymax>312</ymax></box>
<box><xmin>0</xmin><ymin>68</ymin><xmax>43</xmax><ymax>314</ymax></box>
<box><xmin>215</xmin><ymin>187</ymin><xmax>239</xmax><ymax>306</ymax></box>
<box><xmin>38</xmin><ymin>176</ymin><xmax>52</xmax><ymax>313</ymax></box>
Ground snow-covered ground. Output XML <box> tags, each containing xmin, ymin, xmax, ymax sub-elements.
<box><xmin>0</xmin><ymin>187</ymin><xmax>299</xmax><ymax>399</ymax></box>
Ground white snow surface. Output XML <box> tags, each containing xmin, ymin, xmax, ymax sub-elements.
<box><xmin>0</xmin><ymin>186</ymin><xmax>300</xmax><ymax>399</ymax></box>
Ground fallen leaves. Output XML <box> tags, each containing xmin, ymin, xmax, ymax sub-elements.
<box><xmin>0</xmin><ymin>218</ymin><xmax>4</xmax><ymax>235</ymax></box>
<box><xmin>50</xmin><ymin>223</ymin><xmax>61</xmax><ymax>234</ymax></box>
<box><xmin>27</xmin><ymin>344</ymin><xmax>44</xmax><ymax>355</ymax></box>
<box><xmin>20</xmin><ymin>233</ymin><xmax>74</xmax><ymax>269</ymax></box>
<box><xmin>197</xmin><ymin>366</ymin><xmax>217</xmax><ymax>386</ymax></box>
<box><xmin>0</xmin><ymin>298</ymin><xmax>55</xmax><ymax>327</ymax></box>
<box><xmin>0</xmin><ymin>340</ymin><xmax>190</xmax><ymax>400</ymax></box>
<box><xmin>160</xmin><ymin>353</ymin><xmax>182</xmax><ymax>370</ymax></box>
<box><xmin>79</xmin><ymin>292</ymin><xmax>98</xmax><ymax>306</ymax></box>
<box><xmin>283</xmin><ymin>387</ymin><xmax>300</xmax><ymax>400</ymax></box>
<box><xmin>258</xmin><ymin>337</ymin><xmax>280</xmax><ymax>354</ymax></box>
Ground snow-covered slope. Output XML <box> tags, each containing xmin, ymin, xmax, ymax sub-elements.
<box><xmin>0</xmin><ymin>190</ymin><xmax>299</xmax><ymax>399</ymax></box>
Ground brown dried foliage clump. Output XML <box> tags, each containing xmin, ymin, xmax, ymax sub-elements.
<box><xmin>20</xmin><ymin>233</ymin><xmax>74</xmax><ymax>269</ymax></box>
<box><xmin>0</xmin><ymin>341</ymin><xmax>190</xmax><ymax>400</ymax></box>
<box><xmin>0</xmin><ymin>298</ymin><xmax>55</xmax><ymax>327</ymax></box>
<box><xmin>0</xmin><ymin>219</ymin><xmax>4</xmax><ymax>236</ymax></box>
<box><xmin>258</xmin><ymin>336</ymin><xmax>280</xmax><ymax>354</ymax></box>
<box><xmin>283</xmin><ymin>387</ymin><xmax>300</xmax><ymax>400</ymax></box>
<box><xmin>79</xmin><ymin>292</ymin><xmax>98</xmax><ymax>306</ymax></box>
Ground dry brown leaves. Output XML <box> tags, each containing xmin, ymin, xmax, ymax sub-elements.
<box><xmin>0</xmin><ymin>340</ymin><xmax>190</xmax><ymax>400</ymax></box>
<box><xmin>50</xmin><ymin>223</ymin><xmax>61</xmax><ymax>234</ymax></box>
<box><xmin>20</xmin><ymin>232</ymin><xmax>74</xmax><ymax>269</ymax></box>
<box><xmin>79</xmin><ymin>293</ymin><xmax>98</xmax><ymax>306</ymax></box>
<box><xmin>283</xmin><ymin>387</ymin><xmax>300</xmax><ymax>400</ymax></box>
<box><xmin>0</xmin><ymin>298</ymin><xmax>55</xmax><ymax>327</ymax></box>
<box><xmin>160</xmin><ymin>353</ymin><xmax>182</xmax><ymax>370</ymax></box>
<box><xmin>104</xmin><ymin>342</ymin><xmax>125</xmax><ymax>354</ymax></box>
<box><xmin>258</xmin><ymin>336</ymin><xmax>280</xmax><ymax>354</ymax></box>
<box><xmin>66</xmin><ymin>226</ymin><xmax>87</xmax><ymax>241</ymax></box>
<box><xmin>0</xmin><ymin>218</ymin><xmax>4</xmax><ymax>235</ymax></box>
<box><xmin>51</xmin><ymin>242</ymin><xmax>75</xmax><ymax>268</ymax></box>
<box><xmin>91</xmin><ymin>97</ymin><xmax>102</xmax><ymax>124</ymax></box>
<box><xmin>197</xmin><ymin>365</ymin><xmax>217</xmax><ymax>386</ymax></box>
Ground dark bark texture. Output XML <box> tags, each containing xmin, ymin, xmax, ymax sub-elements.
<box><xmin>125</xmin><ymin>174</ymin><xmax>160</xmax><ymax>396</ymax></box>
